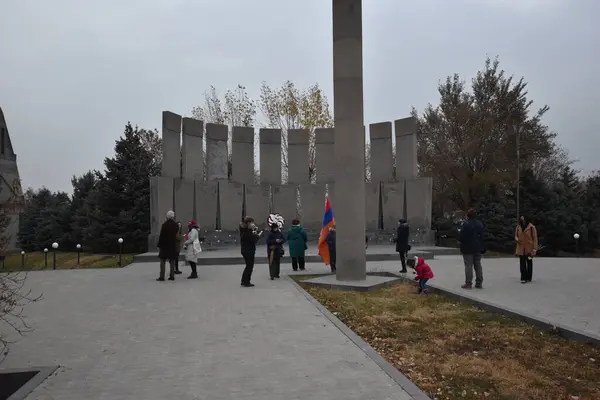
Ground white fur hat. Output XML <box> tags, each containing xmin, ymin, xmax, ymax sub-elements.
<box><xmin>166</xmin><ymin>210</ymin><xmax>175</xmax><ymax>219</ymax></box>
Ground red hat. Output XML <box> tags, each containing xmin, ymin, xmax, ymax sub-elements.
<box><xmin>188</xmin><ymin>220</ymin><xmax>197</xmax><ymax>226</ymax></box>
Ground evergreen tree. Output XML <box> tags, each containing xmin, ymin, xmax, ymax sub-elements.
<box><xmin>70</xmin><ymin>171</ymin><xmax>100</xmax><ymax>247</ymax></box>
<box><xmin>86</xmin><ymin>123</ymin><xmax>157</xmax><ymax>253</ymax></box>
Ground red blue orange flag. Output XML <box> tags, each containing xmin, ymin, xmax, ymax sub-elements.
<box><xmin>318</xmin><ymin>196</ymin><xmax>335</xmax><ymax>265</ymax></box>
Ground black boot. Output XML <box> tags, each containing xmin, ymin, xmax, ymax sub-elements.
<box><xmin>188</xmin><ymin>274</ymin><xmax>198</xmax><ymax>279</ymax></box>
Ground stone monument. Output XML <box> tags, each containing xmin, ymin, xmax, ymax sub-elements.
<box><xmin>332</xmin><ymin>0</ymin><xmax>366</xmax><ymax>281</ymax></box>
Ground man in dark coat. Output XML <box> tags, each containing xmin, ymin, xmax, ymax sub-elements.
<box><xmin>459</xmin><ymin>208</ymin><xmax>485</xmax><ymax>289</ymax></box>
<box><xmin>395</xmin><ymin>219</ymin><xmax>410</xmax><ymax>273</ymax></box>
<box><xmin>157</xmin><ymin>210</ymin><xmax>179</xmax><ymax>281</ymax></box>
<box><xmin>239</xmin><ymin>216</ymin><xmax>262</xmax><ymax>287</ymax></box>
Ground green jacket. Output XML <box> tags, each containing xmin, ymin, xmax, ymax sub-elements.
<box><xmin>287</xmin><ymin>225</ymin><xmax>308</xmax><ymax>258</ymax></box>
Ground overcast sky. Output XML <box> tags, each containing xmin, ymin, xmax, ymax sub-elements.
<box><xmin>1</xmin><ymin>0</ymin><xmax>598</xmax><ymax>193</ymax></box>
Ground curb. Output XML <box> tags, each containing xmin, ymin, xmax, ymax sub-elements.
<box><xmin>131</xmin><ymin>251</ymin><xmax>437</xmax><ymax>265</ymax></box>
<box><xmin>286</xmin><ymin>275</ymin><xmax>432</xmax><ymax>400</ymax></box>
<box><xmin>393</xmin><ymin>275</ymin><xmax>600</xmax><ymax>348</ymax></box>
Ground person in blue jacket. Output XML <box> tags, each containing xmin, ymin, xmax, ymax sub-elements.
<box><xmin>266</xmin><ymin>223</ymin><xmax>286</xmax><ymax>280</ymax></box>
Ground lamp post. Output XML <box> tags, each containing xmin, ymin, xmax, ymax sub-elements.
<box><xmin>76</xmin><ymin>244</ymin><xmax>82</xmax><ymax>265</ymax></box>
<box><xmin>118</xmin><ymin>238</ymin><xmax>123</xmax><ymax>267</ymax></box>
<box><xmin>574</xmin><ymin>233</ymin><xmax>580</xmax><ymax>259</ymax></box>
<box><xmin>44</xmin><ymin>248</ymin><xmax>48</xmax><ymax>268</ymax></box>
<box><xmin>21</xmin><ymin>250</ymin><xmax>25</xmax><ymax>267</ymax></box>
<box><xmin>52</xmin><ymin>242</ymin><xmax>58</xmax><ymax>270</ymax></box>
<box><xmin>514</xmin><ymin>124</ymin><xmax>521</xmax><ymax>222</ymax></box>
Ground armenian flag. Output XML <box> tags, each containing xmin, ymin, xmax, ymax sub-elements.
<box><xmin>318</xmin><ymin>196</ymin><xmax>335</xmax><ymax>265</ymax></box>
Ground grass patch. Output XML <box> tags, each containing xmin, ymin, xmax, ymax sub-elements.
<box><xmin>300</xmin><ymin>280</ymin><xmax>600</xmax><ymax>400</ymax></box>
<box><xmin>1</xmin><ymin>252</ymin><xmax>134</xmax><ymax>271</ymax></box>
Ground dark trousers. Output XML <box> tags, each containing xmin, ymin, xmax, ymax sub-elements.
<box><xmin>291</xmin><ymin>256</ymin><xmax>305</xmax><ymax>271</ymax></box>
<box><xmin>175</xmin><ymin>254</ymin><xmax>181</xmax><ymax>271</ymax></box>
<box><xmin>399</xmin><ymin>252</ymin><xmax>407</xmax><ymax>271</ymax></box>
<box><xmin>519</xmin><ymin>256</ymin><xmax>533</xmax><ymax>281</ymax></box>
<box><xmin>241</xmin><ymin>251</ymin><xmax>255</xmax><ymax>284</ymax></box>
<box><xmin>159</xmin><ymin>258</ymin><xmax>176</xmax><ymax>279</ymax></box>
<box><xmin>329</xmin><ymin>250</ymin><xmax>337</xmax><ymax>272</ymax></box>
<box><xmin>269</xmin><ymin>249</ymin><xmax>281</xmax><ymax>278</ymax></box>
<box><xmin>418</xmin><ymin>278</ymin><xmax>429</xmax><ymax>292</ymax></box>
<box><xmin>189</xmin><ymin>261</ymin><xmax>197</xmax><ymax>276</ymax></box>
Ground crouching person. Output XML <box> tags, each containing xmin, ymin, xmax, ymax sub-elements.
<box><xmin>410</xmin><ymin>256</ymin><xmax>434</xmax><ymax>295</ymax></box>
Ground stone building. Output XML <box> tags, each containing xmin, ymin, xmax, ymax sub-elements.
<box><xmin>0</xmin><ymin>106</ymin><xmax>24</xmax><ymax>253</ymax></box>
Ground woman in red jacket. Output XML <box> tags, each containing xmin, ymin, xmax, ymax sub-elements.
<box><xmin>412</xmin><ymin>256</ymin><xmax>434</xmax><ymax>295</ymax></box>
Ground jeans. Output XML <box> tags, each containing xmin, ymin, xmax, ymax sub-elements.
<box><xmin>241</xmin><ymin>251</ymin><xmax>255</xmax><ymax>284</ymax></box>
<box><xmin>519</xmin><ymin>255</ymin><xmax>533</xmax><ymax>281</ymax></box>
<box><xmin>463</xmin><ymin>253</ymin><xmax>483</xmax><ymax>286</ymax></box>
<box><xmin>159</xmin><ymin>258</ymin><xmax>176</xmax><ymax>279</ymax></box>
<box><xmin>418</xmin><ymin>278</ymin><xmax>429</xmax><ymax>291</ymax></box>
<box><xmin>291</xmin><ymin>256</ymin><xmax>305</xmax><ymax>271</ymax></box>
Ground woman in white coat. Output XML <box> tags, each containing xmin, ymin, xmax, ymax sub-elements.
<box><xmin>182</xmin><ymin>220</ymin><xmax>201</xmax><ymax>279</ymax></box>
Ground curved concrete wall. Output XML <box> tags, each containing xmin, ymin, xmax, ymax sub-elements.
<box><xmin>148</xmin><ymin>111</ymin><xmax>432</xmax><ymax>249</ymax></box>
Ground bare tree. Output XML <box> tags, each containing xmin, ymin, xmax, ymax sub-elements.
<box><xmin>0</xmin><ymin>183</ymin><xmax>42</xmax><ymax>363</ymax></box>
<box><xmin>258</xmin><ymin>81</ymin><xmax>333</xmax><ymax>183</ymax></box>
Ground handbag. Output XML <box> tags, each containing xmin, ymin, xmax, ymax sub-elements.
<box><xmin>192</xmin><ymin>238</ymin><xmax>202</xmax><ymax>254</ymax></box>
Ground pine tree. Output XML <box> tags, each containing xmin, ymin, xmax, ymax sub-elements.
<box><xmin>86</xmin><ymin>123</ymin><xmax>158</xmax><ymax>253</ymax></box>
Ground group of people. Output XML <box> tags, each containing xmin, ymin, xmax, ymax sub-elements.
<box><xmin>156</xmin><ymin>210</ymin><xmax>203</xmax><ymax>281</ymax></box>
<box><xmin>239</xmin><ymin>217</ymin><xmax>311</xmax><ymax>287</ymax></box>
<box><xmin>156</xmin><ymin>207</ymin><xmax>540</xmax><ymax>291</ymax></box>
<box><xmin>458</xmin><ymin>209</ymin><xmax>539</xmax><ymax>289</ymax></box>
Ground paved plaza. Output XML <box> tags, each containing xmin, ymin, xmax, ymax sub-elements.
<box><xmin>1</xmin><ymin>260</ymin><xmax>413</xmax><ymax>400</ymax></box>
<box><xmin>2</xmin><ymin>253</ymin><xmax>599</xmax><ymax>399</ymax></box>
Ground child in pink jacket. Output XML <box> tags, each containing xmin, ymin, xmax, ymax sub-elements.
<box><xmin>411</xmin><ymin>256</ymin><xmax>434</xmax><ymax>295</ymax></box>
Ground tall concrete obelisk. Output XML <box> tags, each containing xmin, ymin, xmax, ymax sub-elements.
<box><xmin>332</xmin><ymin>0</ymin><xmax>366</xmax><ymax>281</ymax></box>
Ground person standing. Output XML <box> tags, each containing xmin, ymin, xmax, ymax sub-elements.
<box><xmin>157</xmin><ymin>210</ymin><xmax>179</xmax><ymax>281</ymax></box>
<box><xmin>239</xmin><ymin>216</ymin><xmax>262</xmax><ymax>287</ymax></box>
<box><xmin>182</xmin><ymin>220</ymin><xmax>201</xmax><ymax>279</ymax></box>
<box><xmin>326</xmin><ymin>226</ymin><xmax>337</xmax><ymax>273</ymax></box>
<box><xmin>515</xmin><ymin>216</ymin><xmax>538</xmax><ymax>283</ymax></box>
<box><xmin>287</xmin><ymin>219</ymin><xmax>308</xmax><ymax>271</ymax></box>
<box><xmin>266</xmin><ymin>223</ymin><xmax>286</xmax><ymax>280</ymax></box>
<box><xmin>174</xmin><ymin>221</ymin><xmax>183</xmax><ymax>275</ymax></box>
<box><xmin>459</xmin><ymin>209</ymin><xmax>485</xmax><ymax>289</ymax></box>
<box><xmin>395</xmin><ymin>219</ymin><xmax>410</xmax><ymax>273</ymax></box>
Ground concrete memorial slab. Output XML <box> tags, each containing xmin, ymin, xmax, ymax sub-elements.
<box><xmin>395</xmin><ymin>117</ymin><xmax>417</xmax><ymax>180</ymax></box>
<box><xmin>288</xmin><ymin>129</ymin><xmax>310</xmax><ymax>184</ymax></box>
<box><xmin>271</xmin><ymin>184</ymin><xmax>297</xmax><ymax>224</ymax></box>
<box><xmin>369</xmin><ymin>121</ymin><xmax>393</xmax><ymax>182</ymax></box>
<box><xmin>315</xmin><ymin>128</ymin><xmax>335</xmax><ymax>184</ymax></box>
<box><xmin>162</xmin><ymin>111</ymin><xmax>182</xmax><ymax>178</ymax></box>
<box><xmin>231</xmin><ymin>126</ymin><xmax>255</xmax><ymax>185</ymax></box>
<box><xmin>244</xmin><ymin>184</ymin><xmax>271</xmax><ymax>226</ymax></box>
<box><xmin>195</xmin><ymin>180</ymin><xmax>218</xmax><ymax>230</ymax></box>
<box><xmin>259</xmin><ymin>128</ymin><xmax>282</xmax><ymax>185</ymax></box>
<box><xmin>219</xmin><ymin>181</ymin><xmax>244</xmax><ymax>230</ymax></box>
<box><xmin>206</xmin><ymin>123</ymin><xmax>228</xmax><ymax>181</ymax></box>
<box><xmin>174</xmin><ymin>178</ymin><xmax>195</xmax><ymax>224</ymax></box>
<box><xmin>181</xmin><ymin>117</ymin><xmax>204</xmax><ymax>180</ymax></box>
<box><xmin>381</xmin><ymin>181</ymin><xmax>405</xmax><ymax>230</ymax></box>
<box><xmin>298</xmin><ymin>183</ymin><xmax>326</xmax><ymax>230</ymax></box>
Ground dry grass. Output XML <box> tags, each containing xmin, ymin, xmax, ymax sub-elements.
<box><xmin>296</xmin><ymin>277</ymin><xmax>600</xmax><ymax>400</ymax></box>
<box><xmin>1</xmin><ymin>252</ymin><xmax>134</xmax><ymax>271</ymax></box>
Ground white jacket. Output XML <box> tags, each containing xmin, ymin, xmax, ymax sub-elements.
<box><xmin>183</xmin><ymin>228</ymin><xmax>199</xmax><ymax>262</ymax></box>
